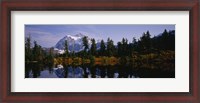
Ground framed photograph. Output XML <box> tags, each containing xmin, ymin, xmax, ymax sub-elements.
<box><xmin>1</xmin><ymin>0</ymin><xmax>199</xmax><ymax>102</ymax></box>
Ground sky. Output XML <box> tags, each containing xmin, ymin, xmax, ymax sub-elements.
<box><xmin>25</xmin><ymin>25</ymin><xmax>175</xmax><ymax>48</ymax></box>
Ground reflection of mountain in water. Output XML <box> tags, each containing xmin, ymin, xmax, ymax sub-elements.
<box><xmin>67</xmin><ymin>66</ymin><xmax>84</xmax><ymax>78</ymax></box>
<box><xmin>52</xmin><ymin>64</ymin><xmax>175</xmax><ymax>78</ymax></box>
<box><xmin>25</xmin><ymin>63</ymin><xmax>175</xmax><ymax>78</ymax></box>
<box><xmin>54</xmin><ymin>68</ymin><xmax>65</xmax><ymax>78</ymax></box>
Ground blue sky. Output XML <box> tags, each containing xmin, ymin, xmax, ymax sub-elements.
<box><xmin>25</xmin><ymin>25</ymin><xmax>175</xmax><ymax>47</ymax></box>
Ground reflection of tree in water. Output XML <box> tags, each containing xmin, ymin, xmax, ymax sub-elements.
<box><xmin>107</xmin><ymin>65</ymin><xmax>114</xmax><ymax>78</ymax></box>
<box><xmin>25</xmin><ymin>63</ymin><xmax>31</xmax><ymax>78</ymax></box>
<box><xmin>99</xmin><ymin>66</ymin><xmax>106</xmax><ymax>78</ymax></box>
<box><xmin>64</xmin><ymin>65</ymin><xmax>69</xmax><ymax>78</ymax></box>
<box><xmin>25</xmin><ymin>61</ymin><xmax>175</xmax><ymax>78</ymax></box>
<box><xmin>25</xmin><ymin>63</ymin><xmax>41</xmax><ymax>78</ymax></box>
<box><xmin>25</xmin><ymin>62</ymin><xmax>53</xmax><ymax>78</ymax></box>
<box><xmin>32</xmin><ymin>63</ymin><xmax>41</xmax><ymax>78</ymax></box>
<box><xmin>121</xmin><ymin>66</ymin><xmax>128</xmax><ymax>78</ymax></box>
<box><xmin>81</xmin><ymin>64</ymin><xmax>88</xmax><ymax>78</ymax></box>
<box><xmin>84</xmin><ymin>64</ymin><xmax>92</xmax><ymax>78</ymax></box>
<box><xmin>47</xmin><ymin>63</ymin><xmax>54</xmax><ymax>74</ymax></box>
<box><xmin>90</xmin><ymin>64</ymin><xmax>96</xmax><ymax>78</ymax></box>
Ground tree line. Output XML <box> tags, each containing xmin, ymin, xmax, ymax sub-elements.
<box><xmin>25</xmin><ymin>29</ymin><xmax>175</xmax><ymax>65</ymax></box>
<box><xmin>25</xmin><ymin>35</ymin><xmax>54</xmax><ymax>65</ymax></box>
<box><xmin>63</xmin><ymin>29</ymin><xmax>175</xmax><ymax>58</ymax></box>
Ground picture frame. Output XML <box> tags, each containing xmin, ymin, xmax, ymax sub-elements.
<box><xmin>0</xmin><ymin>0</ymin><xmax>199</xmax><ymax>102</ymax></box>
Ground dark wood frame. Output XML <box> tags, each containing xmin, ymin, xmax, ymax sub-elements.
<box><xmin>0</xmin><ymin>0</ymin><xmax>199</xmax><ymax>102</ymax></box>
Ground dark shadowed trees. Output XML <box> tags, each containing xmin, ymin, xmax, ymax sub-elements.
<box><xmin>106</xmin><ymin>38</ymin><xmax>115</xmax><ymax>56</ymax></box>
<box><xmin>90</xmin><ymin>38</ymin><xmax>96</xmax><ymax>55</ymax></box>
<box><xmin>64</xmin><ymin>40</ymin><xmax>69</xmax><ymax>57</ymax></box>
<box><xmin>82</xmin><ymin>36</ymin><xmax>89</xmax><ymax>52</ymax></box>
<box><xmin>82</xmin><ymin>36</ymin><xmax>89</xmax><ymax>57</ymax></box>
<box><xmin>138</xmin><ymin>31</ymin><xmax>152</xmax><ymax>53</ymax></box>
<box><xmin>25</xmin><ymin>35</ymin><xmax>32</xmax><ymax>61</ymax></box>
<box><xmin>99</xmin><ymin>40</ymin><xmax>106</xmax><ymax>56</ymax></box>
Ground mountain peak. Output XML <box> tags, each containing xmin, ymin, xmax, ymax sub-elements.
<box><xmin>65</xmin><ymin>33</ymin><xmax>86</xmax><ymax>41</ymax></box>
<box><xmin>54</xmin><ymin>33</ymin><xmax>101</xmax><ymax>54</ymax></box>
<box><xmin>74</xmin><ymin>33</ymin><xmax>86</xmax><ymax>37</ymax></box>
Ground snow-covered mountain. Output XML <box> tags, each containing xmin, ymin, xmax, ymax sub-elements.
<box><xmin>54</xmin><ymin>33</ymin><xmax>101</xmax><ymax>54</ymax></box>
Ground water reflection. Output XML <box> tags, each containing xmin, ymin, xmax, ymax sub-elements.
<box><xmin>25</xmin><ymin>63</ymin><xmax>175</xmax><ymax>78</ymax></box>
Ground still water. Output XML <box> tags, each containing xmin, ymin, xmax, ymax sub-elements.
<box><xmin>25</xmin><ymin>63</ymin><xmax>175</xmax><ymax>78</ymax></box>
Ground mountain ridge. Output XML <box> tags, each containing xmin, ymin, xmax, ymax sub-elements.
<box><xmin>54</xmin><ymin>33</ymin><xmax>101</xmax><ymax>54</ymax></box>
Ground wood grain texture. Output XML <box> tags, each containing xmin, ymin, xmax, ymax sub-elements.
<box><xmin>0</xmin><ymin>0</ymin><xmax>199</xmax><ymax>102</ymax></box>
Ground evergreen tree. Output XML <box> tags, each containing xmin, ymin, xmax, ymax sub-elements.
<box><xmin>64</xmin><ymin>40</ymin><xmax>68</xmax><ymax>57</ymax></box>
<box><xmin>33</xmin><ymin>41</ymin><xmax>38</xmax><ymax>61</ymax></box>
<box><xmin>151</xmin><ymin>29</ymin><xmax>175</xmax><ymax>51</ymax></box>
<box><xmin>106</xmin><ymin>38</ymin><xmax>115</xmax><ymax>56</ymax></box>
<box><xmin>82</xmin><ymin>36</ymin><xmax>89</xmax><ymax>52</ymax></box>
<box><xmin>139</xmin><ymin>31</ymin><xmax>152</xmax><ymax>53</ymax></box>
<box><xmin>161</xmin><ymin>29</ymin><xmax>169</xmax><ymax>50</ymax></box>
<box><xmin>31</xmin><ymin>41</ymin><xmax>45</xmax><ymax>63</ymax></box>
<box><xmin>117</xmin><ymin>42</ymin><xmax>122</xmax><ymax>56</ymax></box>
<box><xmin>100</xmin><ymin>39</ymin><xmax>106</xmax><ymax>56</ymax></box>
<box><xmin>130</xmin><ymin>37</ymin><xmax>137</xmax><ymax>56</ymax></box>
<box><xmin>121</xmin><ymin>38</ymin><xmax>128</xmax><ymax>56</ymax></box>
<box><xmin>90</xmin><ymin>38</ymin><xmax>96</xmax><ymax>55</ymax></box>
<box><xmin>132</xmin><ymin>37</ymin><xmax>136</xmax><ymax>44</ymax></box>
<box><xmin>168</xmin><ymin>30</ymin><xmax>175</xmax><ymax>50</ymax></box>
<box><xmin>47</xmin><ymin>47</ymin><xmax>54</xmax><ymax>65</ymax></box>
<box><xmin>25</xmin><ymin>35</ymin><xmax>32</xmax><ymax>61</ymax></box>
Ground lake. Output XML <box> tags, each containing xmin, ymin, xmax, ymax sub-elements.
<box><xmin>25</xmin><ymin>63</ymin><xmax>175</xmax><ymax>78</ymax></box>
